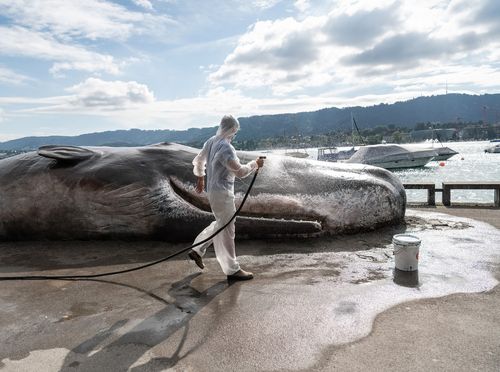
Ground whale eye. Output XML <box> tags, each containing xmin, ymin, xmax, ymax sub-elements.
<box><xmin>38</xmin><ymin>145</ymin><xmax>95</xmax><ymax>162</ymax></box>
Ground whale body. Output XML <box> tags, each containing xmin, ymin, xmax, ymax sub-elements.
<box><xmin>0</xmin><ymin>143</ymin><xmax>406</xmax><ymax>241</ymax></box>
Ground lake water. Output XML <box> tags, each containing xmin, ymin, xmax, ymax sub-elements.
<box><xmin>267</xmin><ymin>141</ymin><xmax>500</xmax><ymax>204</ymax></box>
<box><xmin>392</xmin><ymin>141</ymin><xmax>500</xmax><ymax>203</ymax></box>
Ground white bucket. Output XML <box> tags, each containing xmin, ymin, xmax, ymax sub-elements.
<box><xmin>393</xmin><ymin>234</ymin><xmax>420</xmax><ymax>271</ymax></box>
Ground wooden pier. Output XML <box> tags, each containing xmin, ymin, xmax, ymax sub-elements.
<box><xmin>403</xmin><ymin>182</ymin><xmax>500</xmax><ymax>207</ymax></box>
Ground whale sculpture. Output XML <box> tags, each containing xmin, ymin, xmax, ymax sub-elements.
<box><xmin>0</xmin><ymin>143</ymin><xmax>406</xmax><ymax>241</ymax></box>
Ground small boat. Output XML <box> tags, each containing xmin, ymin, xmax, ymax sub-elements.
<box><xmin>345</xmin><ymin>144</ymin><xmax>437</xmax><ymax>170</ymax></box>
<box><xmin>407</xmin><ymin>130</ymin><xmax>459</xmax><ymax>161</ymax></box>
<box><xmin>401</xmin><ymin>144</ymin><xmax>458</xmax><ymax>161</ymax></box>
<box><xmin>431</xmin><ymin>146</ymin><xmax>459</xmax><ymax>160</ymax></box>
<box><xmin>285</xmin><ymin>147</ymin><xmax>309</xmax><ymax>158</ymax></box>
<box><xmin>317</xmin><ymin>113</ymin><xmax>363</xmax><ymax>162</ymax></box>
<box><xmin>317</xmin><ymin>146</ymin><xmax>356</xmax><ymax>162</ymax></box>
<box><xmin>485</xmin><ymin>144</ymin><xmax>500</xmax><ymax>153</ymax></box>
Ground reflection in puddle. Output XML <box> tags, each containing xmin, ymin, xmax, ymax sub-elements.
<box><xmin>393</xmin><ymin>269</ymin><xmax>419</xmax><ymax>288</ymax></box>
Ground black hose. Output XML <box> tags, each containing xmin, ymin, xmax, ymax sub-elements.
<box><xmin>0</xmin><ymin>169</ymin><xmax>260</xmax><ymax>281</ymax></box>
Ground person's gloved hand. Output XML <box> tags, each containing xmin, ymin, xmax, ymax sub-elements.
<box><xmin>256</xmin><ymin>158</ymin><xmax>265</xmax><ymax>168</ymax></box>
<box><xmin>195</xmin><ymin>176</ymin><xmax>205</xmax><ymax>193</ymax></box>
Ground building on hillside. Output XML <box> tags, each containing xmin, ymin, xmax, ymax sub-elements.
<box><xmin>490</xmin><ymin>123</ymin><xmax>500</xmax><ymax>138</ymax></box>
<box><xmin>459</xmin><ymin>126</ymin><xmax>490</xmax><ymax>140</ymax></box>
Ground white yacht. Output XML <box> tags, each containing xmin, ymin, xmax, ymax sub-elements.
<box><xmin>485</xmin><ymin>144</ymin><xmax>500</xmax><ymax>153</ymax></box>
<box><xmin>345</xmin><ymin>144</ymin><xmax>437</xmax><ymax>170</ymax></box>
<box><xmin>401</xmin><ymin>143</ymin><xmax>458</xmax><ymax>161</ymax></box>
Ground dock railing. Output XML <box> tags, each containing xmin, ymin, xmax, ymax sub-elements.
<box><xmin>403</xmin><ymin>182</ymin><xmax>500</xmax><ymax>207</ymax></box>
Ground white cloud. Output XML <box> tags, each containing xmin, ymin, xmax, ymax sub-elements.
<box><xmin>132</xmin><ymin>0</ymin><xmax>154</xmax><ymax>11</ymax></box>
<box><xmin>209</xmin><ymin>16</ymin><xmax>328</xmax><ymax>94</ymax></box>
<box><xmin>208</xmin><ymin>0</ymin><xmax>500</xmax><ymax>96</ymax></box>
<box><xmin>294</xmin><ymin>0</ymin><xmax>310</xmax><ymax>13</ymax></box>
<box><xmin>0</xmin><ymin>66</ymin><xmax>32</xmax><ymax>85</ymax></box>
<box><xmin>325</xmin><ymin>6</ymin><xmax>399</xmax><ymax>47</ymax></box>
<box><xmin>0</xmin><ymin>0</ymin><xmax>171</xmax><ymax>41</ymax></box>
<box><xmin>0</xmin><ymin>26</ymin><xmax>119</xmax><ymax>75</ymax></box>
<box><xmin>0</xmin><ymin>1</ymin><xmax>176</xmax><ymax>77</ymax></box>
<box><xmin>66</xmin><ymin>78</ymin><xmax>155</xmax><ymax>108</ymax></box>
<box><xmin>0</xmin><ymin>79</ymin><xmax>155</xmax><ymax>121</ymax></box>
<box><xmin>252</xmin><ymin>0</ymin><xmax>283</xmax><ymax>9</ymax></box>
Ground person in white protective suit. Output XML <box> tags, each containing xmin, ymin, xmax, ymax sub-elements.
<box><xmin>188</xmin><ymin>115</ymin><xmax>264</xmax><ymax>281</ymax></box>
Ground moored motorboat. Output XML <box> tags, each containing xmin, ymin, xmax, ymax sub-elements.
<box><xmin>432</xmin><ymin>146</ymin><xmax>459</xmax><ymax>160</ymax></box>
<box><xmin>484</xmin><ymin>144</ymin><xmax>500</xmax><ymax>153</ymax></box>
<box><xmin>285</xmin><ymin>149</ymin><xmax>310</xmax><ymax>158</ymax></box>
<box><xmin>317</xmin><ymin>146</ymin><xmax>356</xmax><ymax>161</ymax></box>
<box><xmin>345</xmin><ymin>144</ymin><xmax>437</xmax><ymax>170</ymax></box>
<box><xmin>401</xmin><ymin>144</ymin><xmax>458</xmax><ymax>161</ymax></box>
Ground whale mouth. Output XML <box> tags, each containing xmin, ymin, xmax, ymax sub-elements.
<box><xmin>169</xmin><ymin>177</ymin><xmax>323</xmax><ymax>237</ymax></box>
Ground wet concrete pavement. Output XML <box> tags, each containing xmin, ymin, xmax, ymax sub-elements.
<box><xmin>0</xmin><ymin>207</ymin><xmax>499</xmax><ymax>371</ymax></box>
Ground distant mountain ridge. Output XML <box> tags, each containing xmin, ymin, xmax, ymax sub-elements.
<box><xmin>0</xmin><ymin>127</ymin><xmax>217</xmax><ymax>151</ymax></box>
<box><xmin>1</xmin><ymin>93</ymin><xmax>499</xmax><ymax>151</ymax></box>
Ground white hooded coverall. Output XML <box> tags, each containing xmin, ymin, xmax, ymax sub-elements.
<box><xmin>192</xmin><ymin>131</ymin><xmax>257</xmax><ymax>275</ymax></box>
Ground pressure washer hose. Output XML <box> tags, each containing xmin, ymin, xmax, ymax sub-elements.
<box><xmin>0</xmin><ymin>167</ymin><xmax>261</xmax><ymax>281</ymax></box>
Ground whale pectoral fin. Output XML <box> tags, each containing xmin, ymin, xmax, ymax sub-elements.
<box><xmin>169</xmin><ymin>176</ymin><xmax>211</xmax><ymax>212</ymax></box>
<box><xmin>38</xmin><ymin>145</ymin><xmax>95</xmax><ymax>162</ymax></box>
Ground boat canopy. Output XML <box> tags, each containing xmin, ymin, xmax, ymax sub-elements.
<box><xmin>346</xmin><ymin>144</ymin><xmax>437</xmax><ymax>164</ymax></box>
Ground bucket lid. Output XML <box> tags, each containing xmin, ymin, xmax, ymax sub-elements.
<box><xmin>393</xmin><ymin>234</ymin><xmax>421</xmax><ymax>246</ymax></box>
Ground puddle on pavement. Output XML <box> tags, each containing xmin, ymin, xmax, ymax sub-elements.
<box><xmin>56</xmin><ymin>302</ymin><xmax>104</xmax><ymax>322</ymax></box>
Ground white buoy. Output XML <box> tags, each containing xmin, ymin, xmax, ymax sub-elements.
<box><xmin>393</xmin><ymin>234</ymin><xmax>421</xmax><ymax>271</ymax></box>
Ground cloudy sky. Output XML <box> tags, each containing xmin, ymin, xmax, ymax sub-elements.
<box><xmin>0</xmin><ymin>0</ymin><xmax>499</xmax><ymax>141</ymax></box>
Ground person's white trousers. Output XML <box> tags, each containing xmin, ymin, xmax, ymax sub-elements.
<box><xmin>192</xmin><ymin>190</ymin><xmax>240</xmax><ymax>275</ymax></box>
